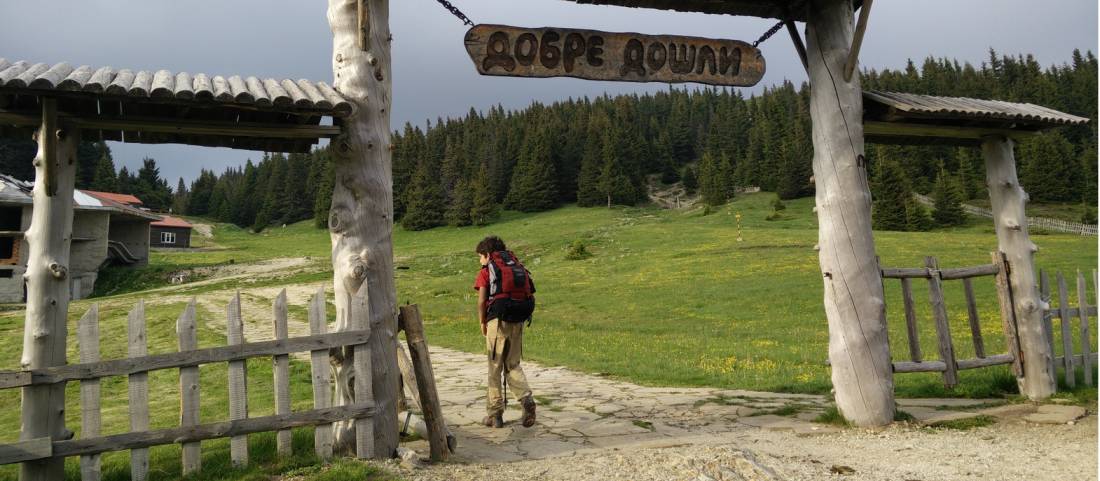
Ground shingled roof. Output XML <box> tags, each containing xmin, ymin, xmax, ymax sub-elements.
<box><xmin>563</xmin><ymin>0</ymin><xmax>813</xmax><ymax>21</ymax></box>
<box><xmin>0</xmin><ymin>58</ymin><xmax>350</xmax><ymax>153</ymax></box>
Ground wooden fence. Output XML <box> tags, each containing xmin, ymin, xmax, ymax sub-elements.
<box><xmin>881</xmin><ymin>252</ymin><xmax>1022</xmax><ymax>388</ymax></box>
<box><xmin>912</xmin><ymin>193</ymin><xmax>1098</xmax><ymax>236</ymax></box>
<box><xmin>0</xmin><ymin>287</ymin><xmax>375</xmax><ymax>480</ymax></box>
<box><xmin>1040</xmin><ymin>269</ymin><xmax>1099</xmax><ymax>388</ymax></box>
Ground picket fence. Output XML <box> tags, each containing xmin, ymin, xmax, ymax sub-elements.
<box><xmin>912</xmin><ymin>193</ymin><xmax>1097</xmax><ymax>236</ymax></box>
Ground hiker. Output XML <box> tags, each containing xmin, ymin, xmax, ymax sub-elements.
<box><xmin>473</xmin><ymin>235</ymin><xmax>537</xmax><ymax>428</ymax></box>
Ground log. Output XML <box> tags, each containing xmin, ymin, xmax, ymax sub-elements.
<box><xmin>0</xmin><ymin>330</ymin><xmax>372</xmax><ymax>388</ymax></box>
<box><xmin>400</xmin><ymin>305</ymin><xmax>450</xmax><ymax>461</ymax></box>
<box><xmin>926</xmin><ymin>257</ymin><xmax>958</xmax><ymax>388</ymax></box>
<box><xmin>128</xmin><ymin>301</ymin><xmax>149</xmax><ymax>481</ymax></box>
<box><xmin>272</xmin><ymin>290</ymin><xmax>292</xmax><ymax>456</ymax></box>
<box><xmin>52</xmin><ymin>404</ymin><xmax>374</xmax><ymax>459</ymax></box>
<box><xmin>328</xmin><ymin>0</ymin><xmax>400</xmax><ymax>458</ymax></box>
<box><xmin>349</xmin><ymin>282</ymin><xmax>375</xmax><ymax>459</ymax></box>
<box><xmin>177</xmin><ymin>300</ymin><xmax>201</xmax><ymax>475</ymax></box>
<box><xmin>893</xmin><ymin>353</ymin><xmax>1014</xmax><ymax>373</ymax></box>
<box><xmin>843</xmin><ymin>0</ymin><xmax>872</xmax><ymax>81</ymax></box>
<box><xmin>994</xmin><ymin>252</ymin><xmax>1023</xmax><ymax>377</ymax></box>
<box><xmin>962</xmin><ymin>278</ymin><xmax>985</xmax><ymax>358</ymax></box>
<box><xmin>1077</xmin><ymin>271</ymin><xmax>1093</xmax><ymax>386</ymax></box>
<box><xmin>227</xmin><ymin>292</ymin><xmax>249</xmax><ymax>466</ymax></box>
<box><xmin>806</xmin><ymin>0</ymin><xmax>894</xmax><ymax>426</ymax></box>
<box><xmin>0</xmin><ymin>111</ymin><xmax>341</xmax><ymax>140</ymax></box>
<box><xmin>396</xmin><ymin>342</ymin><xmax>457</xmax><ymax>452</ymax></box>
<box><xmin>308</xmin><ymin>287</ymin><xmax>334</xmax><ymax>459</ymax></box>
<box><xmin>900</xmin><ymin>278</ymin><xmax>921</xmax><ymax>362</ymax></box>
<box><xmin>77</xmin><ymin>305</ymin><xmax>101</xmax><ymax>481</ymax></box>
<box><xmin>983</xmin><ymin>136</ymin><xmax>1055</xmax><ymax>398</ymax></box>
<box><xmin>19</xmin><ymin>97</ymin><xmax>77</xmax><ymax>481</ymax></box>
<box><xmin>0</xmin><ymin>438</ymin><xmax>52</xmax><ymax>465</ymax></box>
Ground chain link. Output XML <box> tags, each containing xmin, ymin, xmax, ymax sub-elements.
<box><xmin>752</xmin><ymin>20</ymin><xmax>786</xmax><ymax>48</ymax></box>
<box><xmin>434</xmin><ymin>0</ymin><xmax>474</xmax><ymax>26</ymax></box>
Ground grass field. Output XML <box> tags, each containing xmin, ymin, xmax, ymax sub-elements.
<box><xmin>0</xmin><ymin>192</ymin><xmax>1095</xmax><ymax>479</ymax></box>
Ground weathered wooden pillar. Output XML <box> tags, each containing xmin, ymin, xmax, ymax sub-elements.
<box><xmin>327</xmin><ymin>0</ymin><xmax>400</xmax><ymax>458</ymax></box>
<box><xmin>20</xmin><ymin>98</ymin><xmax>80</xmax><ymax>480</ymax></box>
<box><xmin>982</xmin><ymin>136</ymin><xmax>1056</xmax><ymax>399</ymax></box>
<box><xmin>805</xmin><ymin>0</ymin><xmax>895</xmax><ymax>426</ymax></box>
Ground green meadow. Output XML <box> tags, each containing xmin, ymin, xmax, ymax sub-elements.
<box><xmin>0</xmin><ymin>192</ymin><xmax>1095</xmax><ymax>479</ymax></box>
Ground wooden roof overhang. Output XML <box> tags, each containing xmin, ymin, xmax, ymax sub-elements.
<box><xmin>0</xmin><ymin>59</ymin><xmax>354</xmax><ymax>153</ymax></box>
<box><xmin>564</xmin><ymin>0</ymin><xmax>812</xmax><ymax>20</ymax></box>
<box><xmin>863</xmin><ymin>90</ymin><xmax>1091</xmax><ymax>147</ymax></box>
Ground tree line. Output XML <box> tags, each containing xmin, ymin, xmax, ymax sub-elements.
<box><xmin>0</xmin><ymin>48</ymin><xmax>1093</xmax><ymax>232</ymax></box>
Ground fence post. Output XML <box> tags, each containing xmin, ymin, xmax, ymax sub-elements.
<box><xmin>900</xmin><ymin>278</ymin><xmax>922</xmax><ymax>362</ymax></box>
<box><xmin>227</xmin><ymin>292</ymin><xmax>249</xmax><ymax>466</ymax></box>
<box><xmin>1056</xmin><ymin>273</ymin><xmax>1075</xmax><ymax>388</ymax></box>
<box><xmin>308</xmin><ymin>287</ymin><xmax>334</xmax><ymax>460</ymax></box>
<box><xmin>128</xmin><ymin>301</ymin><xmax>149</xmax><ymax>481</ymax></box>
<box><xmin>926</xmin><ymin>257</ymin><xmax>958</xmax><ymax>388</ymax></box>
<box><xmin>962</xmin><ymin>277</ymin><xmax>986</xmax><ymax>358</ymax></box>
<box><xmin>994</xmin><ymin>252</ymin><xmax>1023</xmax><ymax>377</ymax></box>
<box><xmin>77</xmin><ymin>305</ymin><xmax>101</xmax><ymax>481</ymax></box>
<box><xmin>350</xmin><ymin>283</ymin><xmax>374</xmax><ymax>459</ymax></box>
<box><xmin>1077</xmin><ymin>271</ymin><xmax>1093</xmax><ymax>387</ymax></box>
<box><xmin>273</xmin><ymin>290</ymin><xmax>292</xmax><ymax>457</ymax></box>
<box><xmin>177</xmin><ymin>299</ymin><xmax>201</xmax><ymax>475</ymax></box>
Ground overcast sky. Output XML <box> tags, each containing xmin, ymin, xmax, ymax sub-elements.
<box><xmin>2</xmin><ymin>0</ymin><xmax>1096</xmax><ymax>184</ymax></box>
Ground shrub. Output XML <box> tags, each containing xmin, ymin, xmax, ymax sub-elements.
<box><xmin>771</xmin><ymin>196</ymin><xmax>787</xmax><ymax>211</ymax></box>
<box><xmin>765</xmin><ymin>211</ymin><xmax>783</xmax><ymax>221</ymax></box>
<box><xmin>701</xmin><ymin>204</ymin><xmax>713</xmax><ymax>216</ymax></box>
<box><xmin>564</xmin><ymin>240</ymin><xmax>592</xmax><ymax>260</ymax></box>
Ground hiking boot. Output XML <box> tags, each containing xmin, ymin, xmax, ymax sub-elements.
<box><xmin>521</xmin><ymin>396</ymin><xmax>537</xmax><ymax>427</ymax></box>
<box><xmin>482</xmin><ymin>413</ymin><xmax>504</xmax><ymax>428</ymax></box>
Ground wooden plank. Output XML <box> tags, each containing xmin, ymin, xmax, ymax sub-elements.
<box><xmin>51</xmin><ymin>404</ymin><xmax>374</xmax><ymax>459</ymax></box>
<box><xmin>1057</xmin><ymin>273</ymin><xmax>1075</xmax><ymax>387</ymax></box>
<box><xmin>463</xmin><ymin>24</ymin><xmax>765</xmax><ymax>87</ymax></box>
<box><xmin>894</xmin><ymin>354</ymin><xmax>1015</xmax><ymax>374</ymax></box>
<box><xmin>881</xmin><ymin>267</ymin><xmax>929</xmax><ymax>279</ymax></box>
<box><xmin>78</xmin><ymin>305</ymin><xmax>101</xmax><ymax>481</ymax></box>
<box><xmin>0</xmin><ymin>110</ymin><xmax>341</xmax><ymax>139</ymax></box>
<box><xmin>865</xmin><ymin>120</ymin><xmax>1039</xmax><ymax>142</ymax></box>
<box><xmin>1077</xmin><ymin>270</ymin><xmax>1094</xmax><ymax>386</ymax></box>
<box><xmin>994</xmin><ymin>252</ymin><xmax>1023</xmax><ymax>377</ymax></box>
<box><xmin>350</xmin><ymin>283</ymin><xmax>374</xmax><ymax>459</ymax></box>
<box><xmin>900</xmin><ymin>278</ymin><xmax>922</xmax><ymax>362</ymax></box>
<box><xmin>227</xmin><ymin>292</ymin><xmax>248</xmax><ymax>467</ymax></box>
<box><xmin>940</xmin><ymin>263</ymin><xmax>1000</xmax><ymax>280</ymax></box>
<box><xmin>926</xmin><ymin>257</ymin><xmax>958</xmax><ymax>388</ymax></box>
<box><xmin>784</xmin><ymin>20</ymin><xmax>808</xmax><ymax>71</ymax></box>
<box><xmin>843</xmin><ymin>0</ymin><xmax>872</xmax><ymax>81</ymax></box>
<box><xmin>0</xmin><ymin>438</ymin><xmax>52</xmax><ymax>465</ymax></box>
<box><xmin>1054</xmin><ymin>352</ymin><xmax>1099</xmax><ymax>367</ymax></box>
<box><xmin>308</xmin><ymin>286</ymin><xmax>333</xmax><ymax>460</ymax></box>
<box><xmin>272</xmin><ymin>289</ymin><xmax>292</xmax><ymax>456</ymax></box>
<box><xmin>956</xmin><ymin>353</ymin><xmax>1015</xmax><ymax>370</ymax></box>
<box><xmin>400</xmin><ymin>305</ymin><xmax>450</xmax><ymax>461</ymax></box>
<box><xmin>1041</xmin><ymin>269</ymin><xmax>1055</xmax><ymax>378</ymax></box>
<box><xmin>0</xmin><ymin>330</ymin><xmax>371</xmax><ymax>388</ymax></box>
<box><xmin>128</xmin><ymin>301</ymin><xmax>149</xmax><ymax>481</ymax></box>
<box><xmin>962</xmin><ymin>278</ymin><xmax>985</xmax><ymax>358</ymax></box>
<box><xmin>892</xmin><ymin>361</ymin><xmax>945</xmax><ymax>373</ymax></box>
<box><xmin>177</xmin><ymin>300</ymin><xmax>201</xmax><ymax>475</ymax></box>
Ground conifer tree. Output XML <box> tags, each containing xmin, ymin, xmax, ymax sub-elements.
<box><xmin>470</xmin><ymin>161</ymin><xmax>499</xmax><ymax>225</ymax></box>
<box><xmin>1019</xmin><ymin>131</ymin><xmax>1077</xmax><ymax>202</ymax></box>
<box><xmin>597</xmin><ymin>129</ymin><xmax>637</xmax><ymax>206</ymax></box>
<box><xmin>698</xmin><ymin>152</ymin><xmax>727</xmax><ymax>206</ymax></box>
<box><xmin>90</xmin><ymin>147</ymin><xmax>118</xmax><ymax>192</ymax></box>
<box><xmin>401</xmin><ymin>158</ymin><xmax>447</xmax><ymax>230</ymax></box>
<box><xmin>446</xmin><ymin>178</ymin><xmax>474</xmax><ymax>226</ymax></box>
<box><xmin>954</xmin><ymin>147</ymin><xmax>982</xmax><ymax>200</ymax></box>
<box><xmin>871</xmin><ymin>155</ymin><xmax>910</xmax><ymax>231</ymax></box>
<box><xmin>172</xmin><ymin>177</ymin><xmax>188</xmax><ymax>214</ymax></box>
<box><xmin>931</xmin><ymin>163</ymin><xmax>967</xmax><ymax>226</ymax></box>
<box><xmin>681</xmin><ymin>165</ymin><xmax>698</xmax><ymax>195</ymax></box>
<box><xmin>505</xmin><ymin>127</ymin><xmax>559</xmax><ymax>212</ymax></box>
<box><xmin>313</xmin><ymin>151</ymin><xmax>335</xmax><ymax>228</ymax></box>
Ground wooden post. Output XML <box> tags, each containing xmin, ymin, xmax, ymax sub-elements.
<box><xmin>900</xmin><ymin>278</ymin><xmax>921</xmax><ymax>362</ymax></box>
<box><xmin>926</xmin><ymin>257</ymin><xmax>958</xmax><ymax>388</ymax></box>
<box><xmin>128</xmin><ymin>301</ymin><xmax>149</xmax><ymax>481</ymax></box>
<box><xmin>399</xmin><ymin>305</ymin><xmax>450</xmax><ymax>461</ymax></box>
<box><xmin>227</xmin><ymin>293</ymin><xmax>248</xmax><ymax>466</ymax></box>
<box><xmin>349</xmin><ymin>282</ymin><xmax>374</xmax><ymax>458</ymax></box>
<box><xmin>962</xmin><ymin>278</ymin><xmax>986</xmax><ymax>358</ymax></box>
<box><xmin>328</xmin><ymin>0</ymin><xmax>399</xmax><ymax>458</ymax></box>
<box><xmin>20</xmin><ymin>97</ymin><xmax>79</xmax><ymax>481</ymax></box>
<box><xmin>994</xmin><ymin>252</ymin><xmax>1023</xmax><ymax>377</ymax></box>
<box><xmin>1056</xmin><ymin>273</ymin><xmax>1075</xmax><ymax>387</ymax></box>
<box><xmin>1077</xmin><ymin>270</ymin><xmax>1093</xmax><ymax>386</ymax></box>
<box><xmin>805</xmin><ymin>0</ymin><xmax>894</xmax><ymax>425</ymax></box>
<box><xmin>982</xmin><ymin>136</ymin><xmax>1056</xmax><ymax>398</ymax></box>
<box><xmin>77</xmin><ymin>305</ymin><xmax>101</xmax><ymax>481</ymax></box>
<box><xmin>177</xmin><ymin>300</ymin><xmax>201</xmax><ymax>475</ymax></box>
<box><xmin>308</xmin><ymin>287</ymin><xmax>334</xmax><ymax>460</ymax></box>
<box><xmin>272</xmin><ymin>290</ymin><xmax>292</xmax><ymax>456</ymax></box>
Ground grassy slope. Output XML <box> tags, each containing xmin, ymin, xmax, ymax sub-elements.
<box><xmin>0</xmin><ymin>193</ymin><xmax>1094</xmax><ymax>479</ymax></box>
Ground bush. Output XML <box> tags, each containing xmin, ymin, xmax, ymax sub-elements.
<box><xmin>765</xmin><ymin>211</ymin><xmax>784</xmax><ymax>221</ymax></box>
<box><xmin>1082</xmin><ymin>206</ymin><xmax>1098</xmax><ymax>224</ymax></box>
<box><xmin>771</xmin><ymin>196</ymin><xmax>786</xmax><ymax>211</ymax></box>
<box><xmin>701</xmin><ymin>204</ymin><xmax>713</xmax><ymax>216</ymax></box>
<box><xmin>564</xmin><ymin>240</ymin><xmax>592</xmax><ymax>260</ymax></box>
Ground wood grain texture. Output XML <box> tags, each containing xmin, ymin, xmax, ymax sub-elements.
<box><xmin>983</xmin><ymin>137</ymin><xmax>1055</xmax><ymax>399</ymax></box>
<box><xmin>328</xmin><ymin>0</ymin><xmax>400</xmax><ymax>458</ymax></box>
<box><xmin>806</xmin><ymin>0</ymin><xmax>893</xmax><ymax>426</ymax></box>
<box><xmin>177</xmin><ymin>300</ymin><xmax>201</xmax><ymax>475</ymax></box>
<box><xmin>400</xmin><ymin>305</ymin><xmax>450</xmax><ymax>461</ymax></box>
<box><xmin>308</xmin><ymin>287</ymin><xmax>333</xmax><ymax>459</ymax></box>
<box><xmin>925</xmin><ymin>257</ymin><xmax>958</xmax><ymax>388</ymax></box>
<box><xmin>19</xmin><ymin>98</ymin><xmax>76</xmax><ymax>481</ymax></box>
<box><xmin>77</xmin><ymin>305</ymin><xmax>101</xmax><ymax>481</ymax></box>
<box><xmin>1077</xmin><ymin>271</ymin><xmax>1093</xmax><ymax>386</ymax></box>
<box><xmin>128</xmin><ymin>301</ymin><xmax>149</xmax><ymax>481</ymax></box>
<box><xmin>1057</xmin><ymin>273</ymin><xmax>1075</xmax><ymax>388</ymax></box>
<box><xmin>900</xmin><ymin>278</ymin><xmax>921</xmax><ymax>362</ymax></box>
<box><xmin>227</xmin><ymin>292</ymin><xmax>249</xmax><ymax>466</ymax></box>
<box><xmin>962</xmin><ymin>278</ymin><xmax>986</xmax><ymax>358</ymax></box>
<box><xmin>272</xmin><ymin>290</ymin><xmax>292</xmax><ymax>456</ymax></box>
<box><xmin>0</xmin><ymin>437</ymin><xmax>52</xmax><ymax>465</ymax></box>
<box><xmin>993</xmin><ymin>252</ymin><xmax>1023</xmax><ymax>377</ymax></box>
<box><xmin>464</xmin><ymin>24</ymin><xmax>764</xmax><ymax>87</ymax></box>
<box><xmin>1040</xmin><ymin>269</ymin><xmax>1056</xmax><ymax>378</ymax></box>
<box><xmin>350</xmin><ymin>283</ymin><xmax>374</xmax><ymax>459</ymax></box>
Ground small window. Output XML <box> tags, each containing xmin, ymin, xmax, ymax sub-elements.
<box><xmin>161</xmin><ymin>232</ymin><xmax>176</xmax><ymax>244</ymax></box>
<box><xmin>0</xmin><ymin>269</ymin><xmax>12</xmax><ymax>278</ymax></box>
<box><xmin>0</xmin><ymin>207</ymin><xmax>20</xmax><ymax>231</ymax></box>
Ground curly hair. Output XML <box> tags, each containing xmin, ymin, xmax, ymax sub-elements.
<box><xmin>475</xmin><ymin>235</ymin><xmax>507</xmax><ymax>255</ymax></box>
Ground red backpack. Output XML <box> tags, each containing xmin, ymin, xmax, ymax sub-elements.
<box><xmin>486</xmin><ymin>250</ymin><xmax>536</xmax><ymax>324</ymax></box>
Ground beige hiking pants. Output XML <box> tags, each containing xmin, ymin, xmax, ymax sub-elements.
<box><xmin>485</xmin><ymin>318</ymin><xmax>532</xmax><ymax>415</ymax></box>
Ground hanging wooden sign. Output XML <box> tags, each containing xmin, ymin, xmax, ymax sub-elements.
<box><xmin>464</xmin><ymin>24</ymin><xmax>765</xmax><ymax>87</ymax></box>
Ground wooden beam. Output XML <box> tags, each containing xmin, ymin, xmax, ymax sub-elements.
<box><xmin>785</xmin><ymin>20</ymin><xmax>809</xmax><ymax>71</ymax></box>
<box><xmin>864</xmin><ymin>121</ymin><xmax>1040</xmax><ymax>141</ymax></box>
<box><xmin>400</xmin><ymin>305</ymin><xmax>451</xmax><ymax>461</ymax></box>
<box><xmin>0</xmin><ymin>110</ymin><xmax>340</xmax><ymax>139</ymax></box>
<box><xmin>844</xmin><ymin>0</ymin><xmax>873</xmax><ymax>82</ymax></box>
<box><xmin>0</xmin><ymin>438</ymin><xmax>52</xmax><ymax>465</ymax></box>
<box><xmin>0</xmin><ymin>330</ymin><xmax>372</xmax><ymax>388</ymax></box>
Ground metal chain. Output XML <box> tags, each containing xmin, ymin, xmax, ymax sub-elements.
<box><xmin>752</xmin><ymin>20</ymin><xmax>786</xmax><ymax>48</ymax></box>
<box><xmin>434</xmin><ymin>0</ymin><xmax>474</xmax><ymax>26</ymax></box>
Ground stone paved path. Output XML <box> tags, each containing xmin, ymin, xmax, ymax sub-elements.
<box><xmin>394</xmin><ymin>346</ymin><xmax>1096</xmax><ymax>480</ymax></box>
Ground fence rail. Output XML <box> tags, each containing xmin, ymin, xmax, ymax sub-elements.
<box><xmin>0</xmin><ymin>287</ymin><xmax>375</xmax><ymax>479</ymax></box>
<box><xmin>913</xmin><ymin>193</ymin><xmax>1097</xmax><ymax>236</ymax></box>
<box><xmin>1040</xmin><ymin>269</ymin><xmax>1099</xmax><ymax>388</ymax></box>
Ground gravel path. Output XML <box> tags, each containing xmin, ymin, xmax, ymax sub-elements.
<box><xmin>395</xmin><ymin>346</ymin><xmax>1097</xmax><ymax>481</ymax></box>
